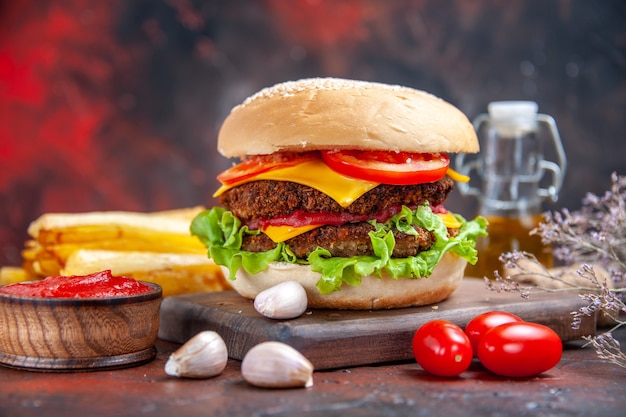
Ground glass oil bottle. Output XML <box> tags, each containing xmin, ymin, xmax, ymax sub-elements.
<box><xmin>455</xmin><ymin>101</ymin><xmax>567</xmax><ymax>278</ymax></box>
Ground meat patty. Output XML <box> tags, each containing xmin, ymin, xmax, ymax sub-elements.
<box><xmin>219</xmin><ymin>177</ymin><xmax>454</xmax><ymax>221</ymax></box>
<box><xmin>242</xmin><ymin>222</ymin><xmax>436</xmax><ymax>259</ymax></box>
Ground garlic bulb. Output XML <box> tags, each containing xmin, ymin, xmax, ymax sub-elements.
<box><xmin>241</xmin><ymin>341</ymin><xmax>314</xmax><ymax>388</ymax></box>
<box><xmin>253</xmin><ymin>281</ymin><xmax>308</xmax><ymax>319</ymax></box>
<box><xmin>164</xmin><ymin>331</ymin><xmax>228</xmax><ymax>379</ymax></box>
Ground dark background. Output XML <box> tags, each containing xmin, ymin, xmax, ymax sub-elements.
<box><xmin>1</xmin><ymin>0</ymin><xmax>625</xmax><ymax>267</ymax></box>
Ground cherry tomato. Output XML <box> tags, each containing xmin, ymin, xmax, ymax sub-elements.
<box><xmin>465</xmin><ymin>311</ymin><xmax>523</xmax><ymax>354</ymax></box>
<box><xmin>412</xmin><ymin>320</ymin><xmax>473</xmax><ymax>377</ymax></box>
<box><xmin>477</xmin><ymin>322</ymin><xmax>562</xmax><ymax>377</ymax></box>
<box><xmin>217</xmin><ymin>151</ymin><xmax>318</xmax><ymax>186</ymax></box>
<box><xmin>321</xmin><ymin>150</ymin><xmax>450</xmax><ymax>185</ymax></box>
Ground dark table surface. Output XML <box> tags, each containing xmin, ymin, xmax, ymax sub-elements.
<box><xmin>1</xmin><ymin>324</ymin><xmax>625</xmax><ymax>417</ymax></box>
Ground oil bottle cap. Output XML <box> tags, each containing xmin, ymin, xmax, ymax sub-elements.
<box><xmin>486</xmin><ymin>101</ymin><xmax>538</xmax><ymax>134</ymax></box>
<box><xmin>488</xmin><ymin>101</ymin><xmax>538</xmax><ymax>121</ymax></box>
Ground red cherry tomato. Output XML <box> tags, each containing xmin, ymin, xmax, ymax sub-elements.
<box><xmin>412</xmin><ymin>320</ymin><xmax>473</xmax><ymax>377</ymax></box>
<box><xmin>217</xmin><ymin>152</ymin><xmax>318</xmax><ymax>186</ymax></box>
<box><xmin>477</xmin><ymin>322</ymin><xmax>562</xmax><ymax>377</ymax></box>
<box><xmin>465</xmin><ymin>311</ymin><xmax>523</xmax><ymax>354</ymax></box>
<box><xmin>321</xmin><ymin>150</ymin><xmax>450</xmax><ymax>185</ymax></box>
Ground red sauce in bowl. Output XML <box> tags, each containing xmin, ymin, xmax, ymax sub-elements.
<box><xmin>0</xmin><ymin>270</ymin><xmax>153</xmax><ymax>298</ymax></box>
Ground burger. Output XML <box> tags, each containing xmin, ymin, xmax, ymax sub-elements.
<box><xmin>191</xmin><ymin>78</ymin><xmax>487</xmax><ymax>309</ymax></box>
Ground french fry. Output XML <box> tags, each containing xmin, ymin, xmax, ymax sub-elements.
<box><xmin>62</xmin><ymin>249</ymin><xmax>230</xmax><ymax>296</ymax></box>
<box><xmin>28</xmin><ymin>206</ymin><xmax>202</xmax><ymax>233</ymax></box>
<box><xmin>21</xmin><ymin>241</ymin><xmax>41</xmax><ymax>277</ymax></box>
<box><xmin>37</xmin><ymin>224</ymin><xmax>206</xmax><ymax>253</ymax></box>
<box><xmin>34</xmin><ymin>229</ymin><xmax>207</xmax><ymax>252</ymax></box>
<box><xmin>29</xmin><ymin>207</ymin><xmax>206</xmax><ymax>246</ymax></box>
<box><xmin>129</xmin><ymin>267</ymin><xmax>230</xmax><ymax>297</ymax></box>
<box><xmin>0</xmin><ymin>267</ymin><xmax>32</xmax><ymax>286</ymax></box>
<box><xmin>63</xmin><ymin>249</ymin><xmax>216</xmax><ymax>275</ymax></box>
<box><xmin>31</xmin><ymin>252</ymin><xmax>64</xmax><ymax>277</ymax></box>
<box><xmin>29</xmin><ymin>235</ymin><xmax>207</xmax><ymax>275</ymax></box>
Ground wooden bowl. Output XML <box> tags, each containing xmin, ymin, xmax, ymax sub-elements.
<box><xmin>0</xmin><ymin>282</ymin><xmax>162</xmax><ymax>371</ymax></box>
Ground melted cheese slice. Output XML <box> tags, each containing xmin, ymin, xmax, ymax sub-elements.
<box><xmin>438</xmin><ymin>212</ymin><xmax>463</xmax><ymax>229</ymax></box>
<box><xmin>263</xmin><ymin>224</ymin><xmax>321</xmax><ymax>243</ymax></box>
<box><xmin>214</xmin><ymin>160</ymin><xmax>380</xmax><ymax>208</ymax></box>
<box><xmin>446</xmin><ymin>167</ymin><xmax>470</xmax><ymax>183</ymax></box>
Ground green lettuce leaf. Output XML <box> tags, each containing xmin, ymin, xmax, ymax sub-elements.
<box><xmin>190</xmin><ymin>205</ymin><xmax>488</xmax><ymax>294</ymax></box>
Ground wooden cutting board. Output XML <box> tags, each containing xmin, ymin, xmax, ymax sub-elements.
<box><xmin>158</xmin><ymin>279</ymin><xmax>595</xmax><ymax>370</ymax></box>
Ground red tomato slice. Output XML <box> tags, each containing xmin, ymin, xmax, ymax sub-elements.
<box><xmin>321</xmin><ymin>150</ymin><xmax>450</xmax><ymax>185</ymax></box>
<box><xmin>217</xmin><ymin>152</ymin><xmax>319</xmax><ymax>186</ymax></box>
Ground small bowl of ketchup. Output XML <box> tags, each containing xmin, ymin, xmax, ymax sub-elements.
<box><xmin>0</xmin><ymin>270</ymin><xmax>162</xmax><ymax>372</ymax></box>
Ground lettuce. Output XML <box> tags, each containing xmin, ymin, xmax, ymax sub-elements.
<box><xmin>190</xmin><ymin>205</ymin><xmax>487</xmax><ymax>295</ymax></box>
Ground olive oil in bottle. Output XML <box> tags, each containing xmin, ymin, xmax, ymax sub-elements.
<box><xmin>465</xmin><ymin>214</ymin><xmax>552</xmax><ymax>278</ymax></box>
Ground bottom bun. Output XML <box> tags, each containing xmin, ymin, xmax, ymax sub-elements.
<box><xmin>224</xmin><ymin>252</ymin><xmax>467</xmax><ymax>310</ymax></box>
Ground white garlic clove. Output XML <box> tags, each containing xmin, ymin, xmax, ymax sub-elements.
<box><xmin>241</xmin><ymin>341</ymin><xmax>314</xmax><ymax>389</ymax></box>
<box><xmin>164</xmin><ymin>330</ymin><xmax>228</xmax><ymax>379</ymax></box>
<box><xmin>253</xmin><ymin>281</ymin><xmax>308</xmax><ymax>319</ymax></box>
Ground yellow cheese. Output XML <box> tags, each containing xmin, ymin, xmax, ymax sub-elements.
<box><xmin>446</xmin><ymin>167</ymin><xmax>470</xmax><ymax>183</ymax></box>
<box><xmin>263</xmin><ymin>224</ymin><xmax>321</xmax><ymax>243</ymax></box>
<box><xmin>214</xmin><ymin>160</ymin><xmax>379</xmax><ymax>208</ymax></box>
<box><xmin>438</xmin><ymin>212</ymin><xmax>462</xmax><ymax>229</ymax></box>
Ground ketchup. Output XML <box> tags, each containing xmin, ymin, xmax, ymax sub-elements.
<box><xmin>0</xmin><ymin>270</ymin><xmax>153</xmax><ymax>298</ymax></box>
<box><xmin>247</xmin><ymin>204</ymin><xmax>449</xmax><ymax>230</ymax></box>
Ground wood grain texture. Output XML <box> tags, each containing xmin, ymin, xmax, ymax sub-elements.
<box><xmin>0</xmin><ymin>284</ymin><xmax>162</xmax><ymax>371</ymax></box>
<box><xmin>159</xmin><ymin>279</ymin><xmax>596</xmax><ymax>370</ymax></box>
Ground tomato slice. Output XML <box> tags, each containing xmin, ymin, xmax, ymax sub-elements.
<box><xmin>321</xmin><ymin>150</ymin><xmax>450</xmax><ymax>185</ymax></box>
<box><xmin>217</xmin><ymin>151</ymin><xmax>319</xmax><ymax>186</ymax></box>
